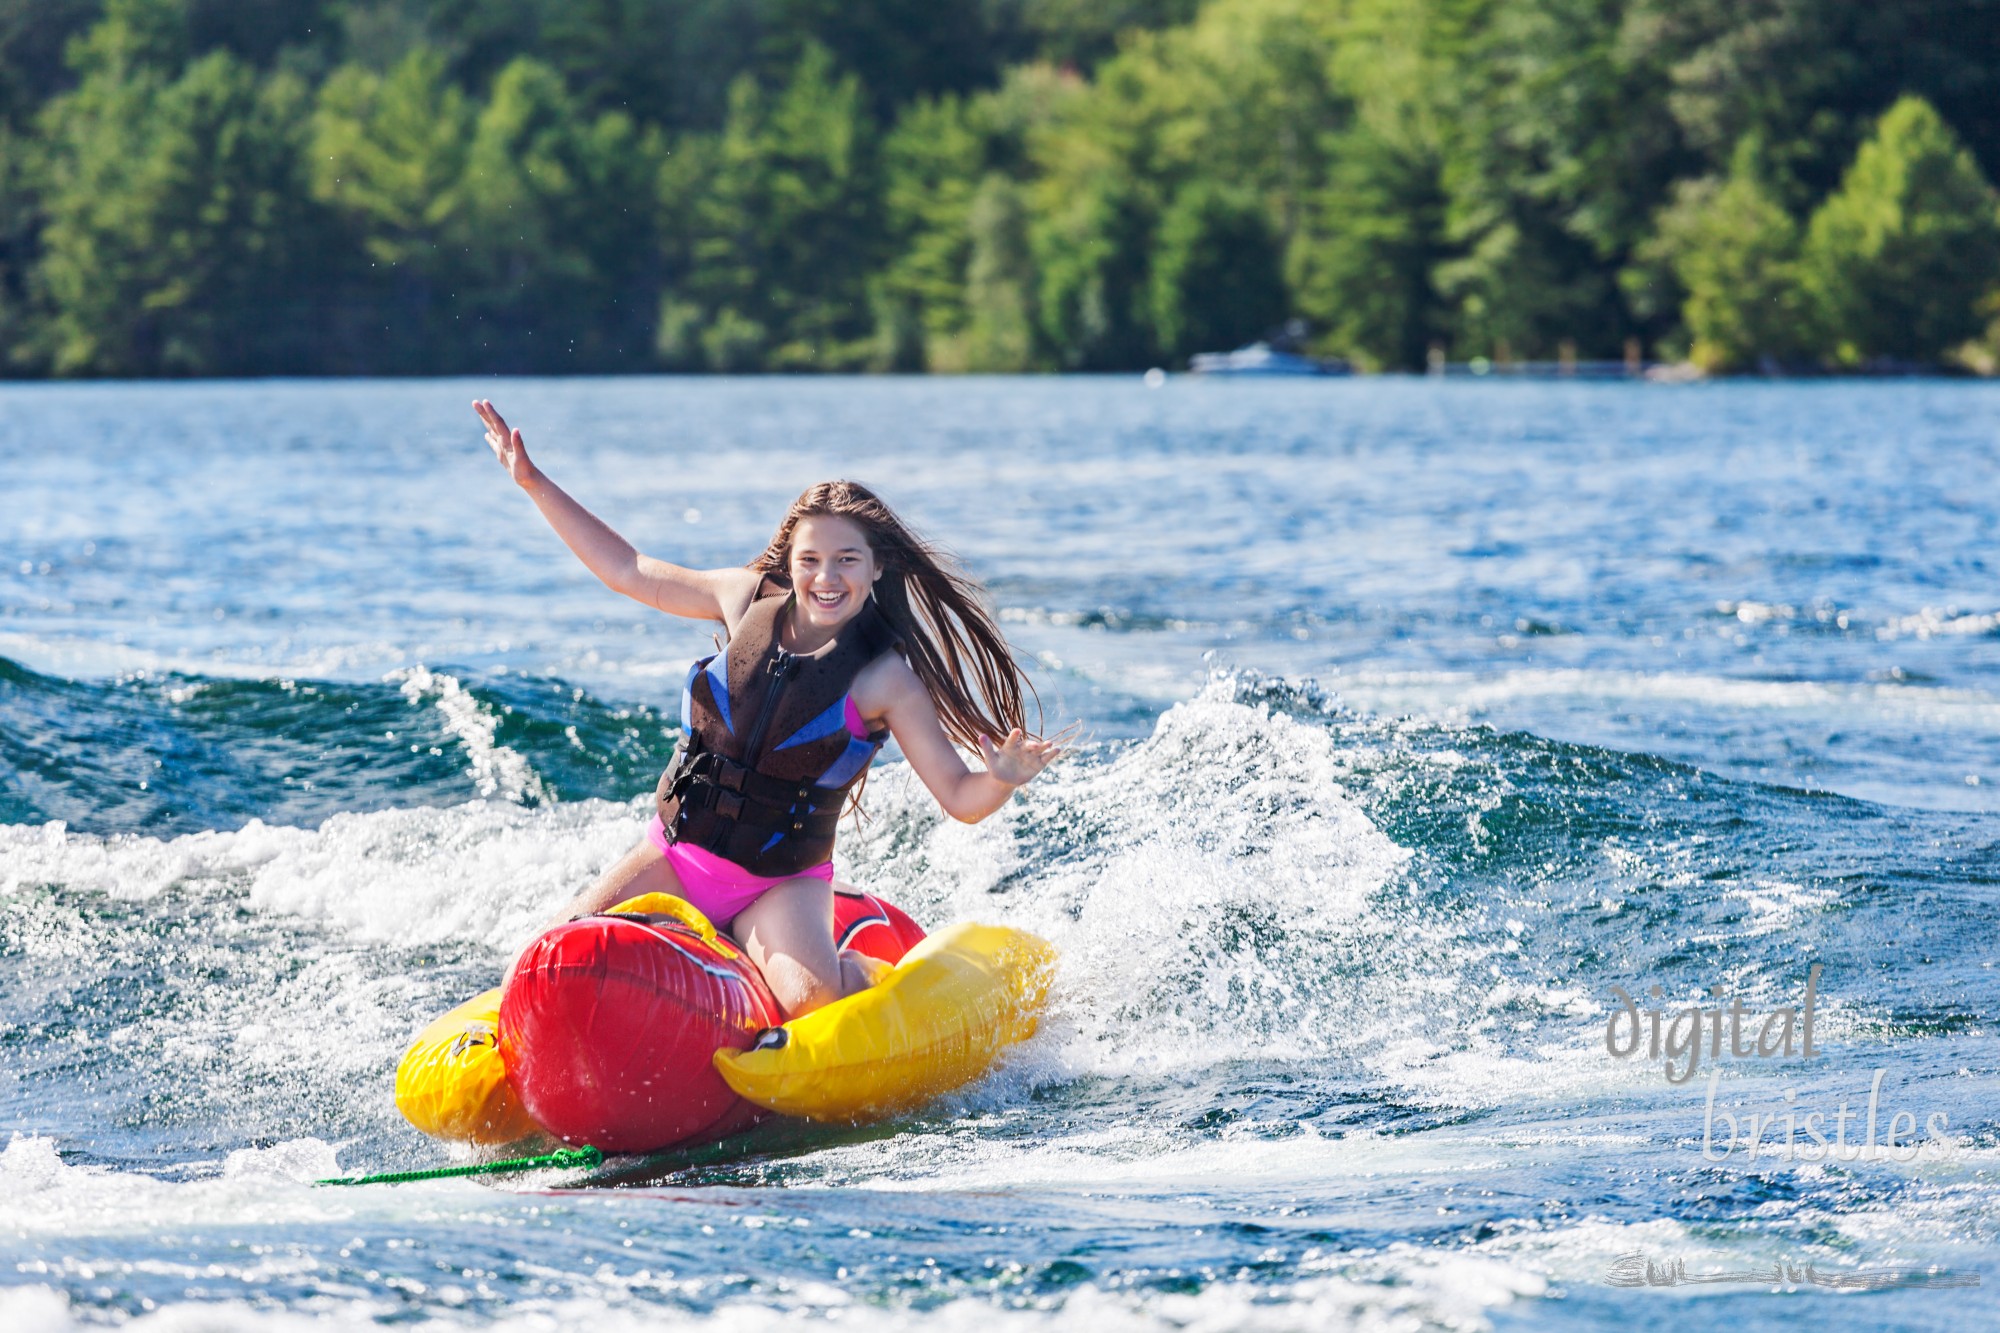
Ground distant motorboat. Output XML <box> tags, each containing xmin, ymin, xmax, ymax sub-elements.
<box><xmin>1188</xmin><ymin>342</ymin><xmax>1349</xmax><ymax>376</ymax></box>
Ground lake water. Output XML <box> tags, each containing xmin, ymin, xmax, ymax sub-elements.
<box><xmin>3</xmin><ymin>376</ymin><xmax>1998</xmax><ymax>1329</ymax></box>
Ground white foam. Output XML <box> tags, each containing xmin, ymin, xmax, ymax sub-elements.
<box><xmin>826</xmin><ymin>673</ymin><xmax>1605</xmax><ymax>1113</ymax></box>
<box><xmin>0</xmin><ymin>630</ymin><xmax>427</xmax><ymax>688</ymax></box>
<box><xmin>1</xmin><ymin>803</ymin><xmax>659</xmax><ymax>1145</ymax></box>
<box><xmin>0</xmin><ymin>1263</ymin><xmax>1542</xmax><ymax>1333</ymax></box>
<box><xmin>2</xmin><ymin>820</ymin><xmax>229</xmax><ymax>902</ymax></box>
<box><xmin>220</xmin><ymin>1139</ymin><xmax>343</xmax><ymax>1184</ymax></box>
<box><xmin>1723</xmin><ymin>878</ymin><xmax>1839</xmax><ymax>938</ymax></box>
<box><xmin>1334</xmin><ymin>666</ymin><xmax>2000</xmax><ymax>749</ymax></box>
<box><xmin>787</xmin><ymin>1113</ymin><xmax>1657</xmax><ymax>1197</ymax></box>
<box><xmin>3</xmin><ymin>798</ymin><xmax>642</xmax><ymax>949</ymax></box>
<box><xmin>1876</xmin><ymin>607</ymin><xmax>2000</xmax><ymax>641</ymax></box>
<box><xmin>0</xmin><ymin>1137</ymin><xmax>358</xmax><ymax>1236</ymax></box>
<box><xmin>1476</xmin><ymin>1207</ymin><xmax>1999</xmax><ymax>1304</ymax></box>
<box><xmin>235</xmin><ymin>798</ymin><xmax>638</xmax><ymax>950</ymax></box>
<box><xmin>836</xmin><ymin>675</ymin><xmax>1440</xmax><ymax>1084</ymax></box>
<box><xmin>1</xmin><ymin>1135</ymin><xmax>72</xmax><ymax>1194</ymax></box>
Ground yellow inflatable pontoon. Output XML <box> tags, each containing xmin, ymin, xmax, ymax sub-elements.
<box><xmin>715</xmin><ymin>921</ymin><xmax>1058</xmax><ymax>1122</ymax></box>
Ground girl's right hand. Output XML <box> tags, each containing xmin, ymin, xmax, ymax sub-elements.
<box><xmin>976</xmin><ymin>725</ymin><xmax>1073</xmax><ymax>787</ymax></box>
<box><xmin>474</xmin><ymin>399</ymin><xmax>538</xmax><ymax>487</ymax></box>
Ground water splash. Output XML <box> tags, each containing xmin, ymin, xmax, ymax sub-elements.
<box><xmin>390</xmin><ymin>667</ymin><xmax>549</xmax><ymax>804</ymax></box>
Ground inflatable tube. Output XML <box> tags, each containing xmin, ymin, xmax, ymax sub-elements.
<box><xmin>394</xmin><ymin>889</ymin><xmax>928</xmax><ymax>1149</ymax></box>
<box><xmin>499</xmin><ymin>893</ymin><xmax>780</xmax><ymax>1152</ymax></box>
<box><xmin>834</xmin><ymin>889</ymin><xmax>927</xmax><ymax>964</ymax></box>
<box><xmin>714</xmin><ymin>922</ymin><xmax>1056</xmax><ymax>1122</ymax></box>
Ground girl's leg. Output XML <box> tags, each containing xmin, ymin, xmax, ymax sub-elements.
<box><xmin>730</xmin><ymin>877</ymin><xmax>881</xmax><ymax>1019</ymax></box>
<box><xmin>541</xmin><ymin>839</ymin><xmax>687</xmax><ymax>930</ymax></box>
<box><xmin>828</xmin><ymin>877</ymin><xmax>895</xmax><ymax>993</ymax></box>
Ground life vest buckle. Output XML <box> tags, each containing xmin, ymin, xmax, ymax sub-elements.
<box><xmin>661</xmin><ymin>739</ymin><xmax>704</xmax><ymax>799</ymax></box>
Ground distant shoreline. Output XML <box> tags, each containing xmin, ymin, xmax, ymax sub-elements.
<box><xmin>3</xmin><ymin>364</ymin><xmax>1996</xmax><ymax>385</ymax></box>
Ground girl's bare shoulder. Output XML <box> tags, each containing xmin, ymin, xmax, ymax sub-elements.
<box><xmin>852</xmin><ymin>645</ymin><xmax>924</xmax><ymax>712</ymax></box>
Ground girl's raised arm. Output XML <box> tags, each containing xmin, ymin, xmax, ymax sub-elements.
<box><xmin>860</xmin><ymin>654</ymin><xmax>1066</xmax><ymax>824</ymax></box>
<box><xmin>475</xmin><ymin>400</ymin><xmax>757</xmax><ymax>623</ymax></box>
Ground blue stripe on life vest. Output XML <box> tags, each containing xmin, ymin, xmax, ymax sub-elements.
<box><xmin>680</xmin><ymin>657</ymin><xmax>705</xmax><ymax>734</ymax></box>
<box><xmin>814</xmin><ymin>735</ymin><xmax>877</xmax><ymax>790</ymax></box>
<box><xmin>773</xmin><ymin>697</ymin><xmax>849</xmax><ymax>751</ymax></box>
<box><xmin>703</xmin><ymin>653</ymin><xmax>732</xmax><ymax>734</ymax></box>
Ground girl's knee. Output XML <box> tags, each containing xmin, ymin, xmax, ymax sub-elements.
<box><xmin>768</xmin><ymin>950</ymin><xmax>884</xmax><ymax>1019</ymax></box>
<box><xmin>765</xmin><ymin>957</ymin><xmax>842</xmax><ymax>1019</ymax></box>
<box><xmin>730</xmin><ymin>877</ymin><xmax>843</xmax><ymax>1018</ymax></box>
<box><xmin>839</xmin><ymin>949</ymin><xmax>891</xmax><ymax>996</ymax></box>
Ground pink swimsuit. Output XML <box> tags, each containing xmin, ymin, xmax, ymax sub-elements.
<box><xmin>647</xmin><ymin>698</ymin><xmax>870</xmax><ymax>926</ymax></box>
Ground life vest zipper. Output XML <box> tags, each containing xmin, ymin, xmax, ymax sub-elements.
<box><xmin>741</xmin><ymin>649</ymin><xmax>798</xmax><ymax>764</ymax></box>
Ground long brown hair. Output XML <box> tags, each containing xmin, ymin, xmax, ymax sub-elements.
<box><xmin>750</xmin><ymin>481</ymin><xmax>1040</xmax><ymax>749</ymax></box>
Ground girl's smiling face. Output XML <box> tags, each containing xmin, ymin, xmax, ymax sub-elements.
<box><xmin>787</xmin><ymin>514</ymin><xmax>882</xmax><ymax>633</ymax></box>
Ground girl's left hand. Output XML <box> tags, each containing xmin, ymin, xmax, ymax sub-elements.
<box><xmin>977</xmin><ymin>727</ymin><xmax>1073</xmax><ymax>787</ymax></box>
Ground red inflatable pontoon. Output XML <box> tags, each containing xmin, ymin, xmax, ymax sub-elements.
<box><xmin>499</xmin><ymin>890</ymin><xmax>925</xmax><ymax>1152</ymax></box>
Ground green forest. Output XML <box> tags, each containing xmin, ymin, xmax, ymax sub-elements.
<box><xmin>4</xmin><ymin>0</ymin><xmax>2000</xmax><ymax>376</ymax></box>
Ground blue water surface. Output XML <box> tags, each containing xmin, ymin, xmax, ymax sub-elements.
<box><xmin>2</xmin><ymin>376</ymin><xmax>1997</xmax><ymax>1331</ymax></box>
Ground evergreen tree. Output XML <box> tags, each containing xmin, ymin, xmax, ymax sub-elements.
<box><xmin>1023</xmin><ymin>0</ymin><xmax>1340</xmax><ymax>367</ymax></box>
<box><xmin>1800</xmin><ymin>96</ymin><xmax>2000</xmax><ymax>366</ymax></box>
<box><xmin>1634</xmin><ymin>144</ymin><xmax>1810</xmax><ymax>371</ymax></box>
<box><xmin>413</xmin><ymin>0</ymin><xmax>765</xmax><ymax>132</ymax></box>
<box><xmin>873</xmin><ymin>64</ymin><xmax>1085</xmax><ymax>370</ymax></box>
<box><xmin>1423</xmin><ymin>0</ymin><xmax>1677</xmax><ymax>360</ymax></box>
<box><xmin>72</xmin><ymin>0</ymin><xmax>187</xmax><ymax>73</ymax></box>
<box><xmin>1014</xmin><ymin>0</ymin><xmax>1201</xmax><ymax>69</ymax></box>
<box><xmin>766</xmin><ymin>0</ymin><xmax>998</xmax><ymax>123</ymax></box>
<box><xmin>962</xmin><ymin>173</ymin><xmax>1038</xmax><ymax>371</ymax></box>
<box><xmin>183</xmin><ymin>0</ymin><xmax>330</xmax><ymax>67</ymax></box>
<box><xmin>0</xmin><ymin>0</ymin><xmax>101</xmax><ymax>130</ymax></box>
<box><xmin>678</xmin><ymin>42</ymin><xmax>880</xmax><ymax>370</ymax></box>
<box><xmin>457</xmin><ymin>57</ymin><xmax>663</xmax><ymax>370</ymax></box>
<box><xmin>9</xmin><ymin>0</ymin><xmax>2000</xmax><ymax>379</ymax></box>
<box><xmin>35</xmin><ymin>11</ymin><xmax>317</xmax><ymax>375</ymax></box>
<box><xmin>1624</xmin><ymin>0</ymin><xmax>2000</xmax><ymax>210</ymax></box>
<box><xmin>308</xmin><ymin>46</ymin><xmax>478</xmax><ymax>371</ymax></box>
<box><xmin>312</xmin><ymin>49</ymin><xmax>473</xmax><ymax>271</ymax></box>
<box><xmin>1294</xmin><ymin>127</ymin><xmax>1447</xmax><ymax>370</ymax></box>
<box><xmin>1149</xmin><ymin>180</ymin><xmax>1286</xmax><ymax>360</ymax></box>
<box><xmin>876</xmin><ymin>94</ymin><xmax>983</xmax><ymax>368</ymax></box>
<box><xmin>1032</xmin><ymin>171</ymin><xmax>1154</xmax><ymax>368</ymax></box>
<box><xmin>0</xmin><ymin>125</ymin><xmax>39</xmax><ymax>365</ymax></box>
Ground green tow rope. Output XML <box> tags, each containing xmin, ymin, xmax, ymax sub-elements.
<box><xmin>316</xmin><ymin>1145</ymin><xmax>603</xmax><ymax>1187</ymax></box>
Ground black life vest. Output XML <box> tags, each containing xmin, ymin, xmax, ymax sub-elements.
<box><xmin>654</xmin><ymin>591</ymin><xmax>898</xmax><ymax>877</ymax></box>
